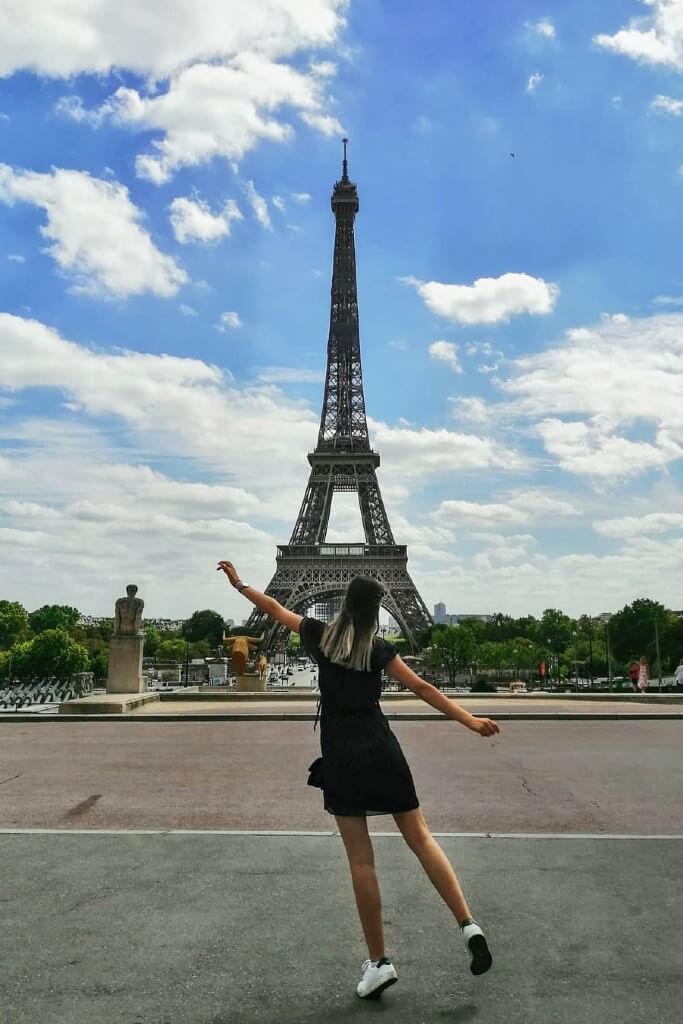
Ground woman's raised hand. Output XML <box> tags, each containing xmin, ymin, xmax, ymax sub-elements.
<box><xmin>217</xmin><ymin>561</ymin><xmax>241</xmax><ymax>588</ymax></box>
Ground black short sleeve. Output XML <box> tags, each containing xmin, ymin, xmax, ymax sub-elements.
<box><xmin>299</xmin><ymin>617</ymin><xmax>326</xmax><ymax>663</ymax></box>
<box><xmin>373</xmin><ymin>637</ymin><xmax>397</xmax><ymax>671</ymax></box>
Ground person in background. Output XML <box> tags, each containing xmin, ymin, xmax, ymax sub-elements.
<box><xmin>628</xmin><ymin>661</ymin><xmax>640</xmax><ymax>693</ymax></box>
<box><xmin>637</xmin><ymin>656</ymin><xmax>649</xmax><ymax>692</ymax></box>
<box><xmin>674</xmin><ymin>658</ymin><xmax>683</xmax><ymax>693</ymax></box>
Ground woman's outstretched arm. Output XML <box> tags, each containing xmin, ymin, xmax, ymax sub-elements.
<box><xmin>216</xmin><ymin>560</ymin><xmax>303</xmax><ymax>632</ymax></box>
<box><xmin>386</xmin><ymin>655</ymin><xmax>500</xmax><ymax>737</ymax></box>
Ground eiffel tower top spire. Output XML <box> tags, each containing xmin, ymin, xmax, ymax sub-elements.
<box><xmin>317</xmin><ymin>138</ymin><xmax>369</xmax><ymax>451</ymax></box>
<box><xmin>341</xmin><ymin>137</ymin><xmax>349</xmax><ymax>182</ymax></box>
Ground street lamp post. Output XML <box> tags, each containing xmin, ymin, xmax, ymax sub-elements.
<box><xmin>605</xmin><ymin>616</ymin><xmax>613</xmax><ymax>692</ymax></box>
<box><xmin>587</xmin><ymin>616</ymin><xmax>594</xmax><ymax>690</ymax></box>
<box><xmin>654</xmin><ymin>611</ymin><xmax>662</xmax><ymax>692</ymax></box>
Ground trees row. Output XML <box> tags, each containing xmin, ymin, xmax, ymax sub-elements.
<box><xmin>0</xmin><ymin>601</ymin><xmax>230</xmax><ymax>684</ymax></box>
<box><xmin>428</xmin><ymin>598</ymin><xmax>683</xmax><ymax>685</ymax></box>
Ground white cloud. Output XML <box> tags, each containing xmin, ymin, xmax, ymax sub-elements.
<box><xmin>465</xmin><ymin>340</ymin><xmax>493</xmax><ymax>356</ymax></box>
<box><xmin>257</xmin><ymin>367</ymin><xmax>324</xmax><ymax>383</ymax></box>
<box><xmin>7</xmin><ymin>254</ymin><xmax>25</xmax><ymax>263</ymax></box>
<box><xmin>300</xmin><ymin>110</ymin><xmax>343</xmax><ymax>134</ymax></box>
<box><xmin>403</xmin><ymin>272</ymin><xmax>559</xmax><ymax>325</ymax></box>
<box><xmin>0</xmin><ymin>165</ymin><xmax>187</xmax><ymax>298</ymax></box>
<box><xmin>450</xmin><ymin>396</ymin><xmax>492</xmax><ymax>425</ymax></box>
<box><xmin>290</xmin><ymin>191</ymin><xmax>312</xmax><ymax>203</ymax></box>
<box><xmin>242</xmin><ymin>179</ymin><xmax>272</xmax><ymax>230</ymax></box>
<box><xmin>0</xmin><ymin>312</ymin><xmax>318</xmax><ymax>498</ymax></box>
<box><xmin>533</xmin><ymin>18</ymin><xmax>556</xmax><ymax>39</ymax></box>
<box><xmin>429</xmin><ymin>340</ymin><xmax>462</xmax><ymax>373</ymax></box>
<box><xmin>477</xmin><ymin>362</ymin><xmax>499</xmax><ymax>374</ymax></box>
<box><xmin>594</xmin><ymin>512</ymin><xmax>683</xmax><ymax>538</ymax></box>
<box><xmin>170</xmin><ymin>196</ymin><xmax>243</xmax><ymax>244</ymax></box>
<box><xmin>367</xmin><ymin>418</ymin><xmax>528</xmax><ymax>477</ymax></box>
<box><xmin>66</xmin><ymin>52</ymin><xmax>343</xmax><ymax>185</ymax></box>
<box><xmin>536</xmin><ymin>418</ymin><xmax>682</xmax><ymax>479</ymax></box>
<box><xmin>526</xmin><ymin>72</ymin><xmax>544</xmax><ymax>93</ymax></box>
<box><xmin>0</xmin><ymin>1</ymin><xmax>347</xmax><ymax>79</ymax></box>
<box><xmin>387</xmin><ymin>339</ymin><xmax>407</xmax><ymax>351</ymax></box>
<box><xmin>594</xmin><ymin>2</ymin><xmax>683</xmax><ymax>71</ymax></box>
<box><xmin>179</xmin><ymin>304</ymin><xmax>198</xmax><ymax>316</ymax></box>
<box><xmin>498</xmin><ymin>312</ymin><xmax>683</xmax><ymax>476</ymax></box>
<box><xmin>217</xmin><ymin>311</ymin><xmax>242</xmax><ymax>330</ymax></box>
<box><xmin>650</xmin><ymin>94</ymin><xmax>683</xmax><ymax>115</ymax></box>
<box><xmin>433</xmin><ymin>500</ymin><xmax>528</xmax><ymax>528</ymax></box>
<box><xmin>653</xmin><ymin>294</ymin><xmax>683</xmax><ymax>305</ymax></box>
<box><xmin>272</xmin><ymin>195</ymin><xmax>287</xmax><ymax>212</ymax></box>
<box><xmin>507</xmin><ymin>490</ymin><xmax>580</xmax><ymax>518</ymax></box>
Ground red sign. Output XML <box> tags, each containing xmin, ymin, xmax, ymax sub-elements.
<box><xmin>539</xmin><ymin>660</ymin><xmax>546</xmax><ymax>677</ymax></box>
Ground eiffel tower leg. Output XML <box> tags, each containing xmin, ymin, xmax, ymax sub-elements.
<box><xmin>372</xmin><ymin>568</ymin><xmax>432</xmax><ymax>652</ymax></box>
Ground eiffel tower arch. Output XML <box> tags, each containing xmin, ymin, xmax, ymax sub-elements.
<box><xmin>246</xmin><ymin>142</ymin><xmax>432</xmax><ymax>651</ymax></box>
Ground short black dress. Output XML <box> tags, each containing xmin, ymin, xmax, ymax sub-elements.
<box><xmin>300</xmin><ymin>617</ymin><xmax>420</xmax><ymax>817</ymax></box>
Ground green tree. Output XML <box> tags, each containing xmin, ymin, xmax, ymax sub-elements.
<box><xmin>90</xmin><ymin>649</ymin><xmax>108</xmax><ymax>684</ymax></box>
<box><xmin>0</xmin><ymin>600</ymin><xmax>29</xmax><ymax>650</ymax></box>
<box><xmin>144</xmin><ymin>627</ymin><xmax>162</xmax><ymax>657</ymax></box>
<box><xmin>608</xmin><ymin>599</ymin><xmax>667</xmax><ymax>665</ymax></box>
<box><xmin>539</xmin><ymin>608</ymin><xmax>574</xmax><ymax>653</ymax></box>
<box><xmin>430</xmin><ymin>625</ymin><xmax>477</xmax><ymax>686</ymax></box>
<box><xmin>189</xmin><ymin>639</ymin><xmax>211</xmax><ymax>659</ymax></box>
<box><xmin>11</xmin><ymin>628</ymin><xmax>89</xmax><ymax>683</ymax></box>
<box><xmin>182</xmin><ymin>609</ymin><xmax>225</xmax><ymax>645</ymax></box>
<box><xmin>156</xmin><ymin>638</ymin><xmax>186</xmax><ymax>662</ymax></box>
<box><xmin>29</xmin><ymin>604</ymin><xmax>80</xmax><ymax>636</ymax></box>
<box><xmin>478</xmin><ymin>641</ymin><xmax>507</xmax><ymax>680</ymax></box>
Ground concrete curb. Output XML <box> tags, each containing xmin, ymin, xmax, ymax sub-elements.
<box><xmin>1</xmin><ymin>711</ymin><xmax>682</xmax><ymax>723</ymax></box>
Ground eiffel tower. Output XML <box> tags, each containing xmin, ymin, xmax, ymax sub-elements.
<box><xmin>246</xmin><ymin>141</ymin><xmax>432</xmax><ymax>650</ymax></box>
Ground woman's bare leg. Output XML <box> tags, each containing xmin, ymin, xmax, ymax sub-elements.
<box><xmin>335</xmin><ymin>815</ymin><xmax>385</xmax><ymax>960</ymax></box>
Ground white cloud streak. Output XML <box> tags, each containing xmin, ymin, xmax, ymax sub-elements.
<box><xmin>428</xmin><ymin>340</ymin><xmax>462</xmax><ymax>373</ymax></box>
<box><xmin>594</xmin><ymin>1</ymin><xmax>683</xmax><ymax>71</ymax></box>
<box><xmin>0</xmin><ymin>165</ymin><xmax>187</xmax><ymax>298</ymax></box>
<box><xmin>170</xmin><ymin>196</ymin><xmax>243</xmax><ymax>244</ymax></box>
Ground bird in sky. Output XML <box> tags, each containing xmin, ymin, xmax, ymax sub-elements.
<box><xmin>510</xmin><ymin>152</ymin><xmax>515</xmax><ymax>158</ymax></box>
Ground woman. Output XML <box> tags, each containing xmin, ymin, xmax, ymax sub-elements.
<box><xmin>637</xmin><ymin>656</ymin><xmax>649</xmax><ymax>692</ymax></box>
<box><xmin>217</xmin><ymin>561</ymin><xmax>500</xmax><ymax>999</ymax></box>
<box><xmin>628</xmin><ymin>661</ymin><xmax>640</xmax><ymax>693</ymax></box>
<box><xmin>675</xmin><ymin>657</ymin><xmax>683</xmax><ymax>693</ymax></box>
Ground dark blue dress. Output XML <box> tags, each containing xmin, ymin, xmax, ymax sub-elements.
<box><xmin>300</xmin><ymin>617</ymin><xmax>420</xmax><ymax>817</ymax></box>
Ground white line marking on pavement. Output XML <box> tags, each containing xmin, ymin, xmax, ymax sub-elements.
<box><xmin>0</xmin><ymin>828</ymin><xmax>682</xmax><ymax>839</ymax></box>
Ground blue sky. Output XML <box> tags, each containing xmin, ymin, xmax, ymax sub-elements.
<box><xmin>2</xmin><ymin>0</ymin><xmax>683</xmax><ymax>621</ymax></box>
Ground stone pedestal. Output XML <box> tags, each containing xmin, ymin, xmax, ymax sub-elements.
<box><xmin>235</xmin><ymin>672</ymin><xmax>265</xmax><ymax>693</ymax></box>
<box><xmin>107</xmin><ymin>634</ymin><xmax>146</xmax><ymax>694</ymax></box>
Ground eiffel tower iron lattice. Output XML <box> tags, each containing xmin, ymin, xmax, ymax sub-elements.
<box><xmin>245</xmin><ymin>142</ymin><xmax>432</xmax><ymax>651</ymax></box>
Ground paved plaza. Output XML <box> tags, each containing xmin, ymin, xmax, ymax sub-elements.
<box><xmin>1</xmin><ymin>712</ymin><xmax>682</xmax><ymax>1023</ymax></box>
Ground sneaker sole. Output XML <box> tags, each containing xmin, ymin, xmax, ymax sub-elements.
<box><xmin>358</xmin><ymin>975</ymin><xmax>398</xmax><ymax>1000</ymax></box>
<box><xmin>468</xmin><ymin>934</ymin><xmax>493</xmax><ymax>975</ymax></box>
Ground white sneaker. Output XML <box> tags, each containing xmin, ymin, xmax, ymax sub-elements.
<box><xmin>356</xmin><ymin>956</ymin><xmax>398</xmax><ymax>999</ymax></box>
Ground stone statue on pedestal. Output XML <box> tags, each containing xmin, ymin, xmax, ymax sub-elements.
<box><xmin>107</xmin><ymin>584</ymin><xmax>146</xmax><ymax>694</ymax></box>
<box><xmin>114</xmin><ymin>584</ymin><xmax>144</xmax><ymax>636</ymax></box>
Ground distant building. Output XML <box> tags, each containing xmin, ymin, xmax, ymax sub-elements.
<box><xmin>452</xmin><ymin>614</ymin><xmax>493</xmax><ymax>624</ymax></box>
<box><xmin>146</xmin><ymin>618</ymin><xmax>186</xmax><ymax>632</ymax></box>
<box><xmin>434</xmin><ymin>602</ymin><xmax>447</xmax><ymax>624</ymax></box>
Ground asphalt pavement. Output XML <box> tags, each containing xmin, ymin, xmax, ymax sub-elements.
<box><xmin>1</xmin><ymin>706</ymin><xmax>682</xmax><ymax>1023</ymax></box>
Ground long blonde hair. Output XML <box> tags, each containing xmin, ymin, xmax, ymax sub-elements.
<box><xmin>319</xmin><ymin>576</ymin><xmax>385</xmax><ymax>672</ymax></box>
